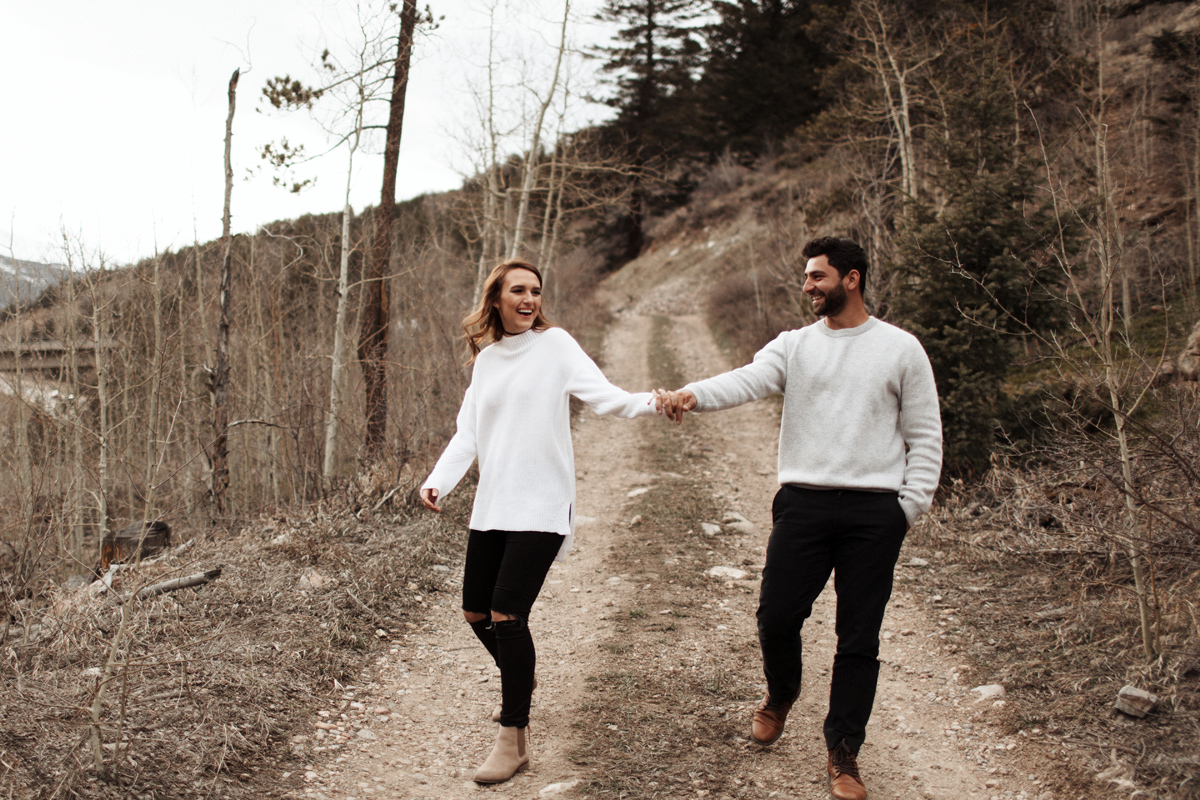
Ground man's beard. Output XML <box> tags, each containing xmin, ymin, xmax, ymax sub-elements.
<box><xmin>813</xmin><ymin>282</ymin><xmax>848</xmax><ymax>318</ymax></box>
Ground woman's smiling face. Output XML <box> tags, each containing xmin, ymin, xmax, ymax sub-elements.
<box><xmin>494</xmin><ymin>267</ymin><xmax>542</xmax><ymax>335</ymax></box>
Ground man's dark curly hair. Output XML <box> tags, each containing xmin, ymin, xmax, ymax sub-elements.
<box><xmin>801</xmin><ymin>237</ymin><xmax>869</xmax><ymax>296</ymax></box>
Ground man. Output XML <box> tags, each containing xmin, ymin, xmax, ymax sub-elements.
<box><xmin>659</xmin><ymin>237</ymin><xmax>942</xmax><ymax>800</ymax></box>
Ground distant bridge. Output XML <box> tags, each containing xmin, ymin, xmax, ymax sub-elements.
<box><xmin>0</xmin><ymin>340</ymin><xmax>110</xmax><ymax>379</ymax></box>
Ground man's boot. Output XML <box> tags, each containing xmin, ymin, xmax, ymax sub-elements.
<box><xmin>827</xmin><ymin>741</ymin><xmax>867</xmax><ymax>800</ymax></box>
<box><xmin>750</xmin><ymin>694</ymin><xmax>793</xmax><ymax>745</ymax></box>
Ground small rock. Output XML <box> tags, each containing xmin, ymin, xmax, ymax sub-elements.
<box><xmin>628</xmin><ymin>487</ymin><xmax>650</xmax><ymax>497</ymax></box>
<box><xmin>575</xmin><ymin>515</ymin><xmax>597</xmax><ymax>527</ymax></box>
<box><xmin>707</xmin><ymin>566</ymin><xmax>749</xmax><ymax>580</ymax></box>
<box><xmin>539</xmin><ymin>779</ymin><xmax>580</xmax><ymax>796</ymax></box>
<box><xmin>372</xmin><ymin>706</ymin><xmax>390</xmax><ymax>715</ymax></box>
<box><xmin>700</xmin><ymin>522</ymin><xmax>721</xmax><ymax>536</ymax></box>
<box><xmin>903</xmin><ymin>557</ymin><xmax>929</xmax><ymax>567</ymax></box>
<box><xmin>431</xmin><ymin>564</ymin><xmax>450</xmax><ymax>573</ymax></box>
<box><xmin>1115</xmin><ymin>685</ymin><xmax>1158</xmax><ymax>718</ymax></box>
<box><xmin>727</xmin><ymin>520</ymin><xmax>758</xmax><ymax>534</ymax></box>
<box><xmin>356</xmin><ymin>728</ymin><xmax>377</xmax><ymax>740</ymax></box>
<box><xmin>271</xmin><ymin>533</ymin><xmax>292</xmax><ymax>545</ymax></box>
<box><xmin>605</xmin><ymin>576</ymin><xmax>623</xmax><ymax>585</ymax></box>
<box><xmin>299</xmin><ymin>569</ymin><xmax>333</xmax><ymax>590</ymax></box>
<box><xmin>629</xmin><ymin>515</ymin><xmax>643</xmax><ymax>526</ymax></box>
<box><xmin>722</xmin><ymin>511</ymin><xmax>750</xmax><ymax>524</ymax></box>
<box><xmin>972</xmin><ymin>684</ymin><xmax>1005</xmax><ymax>702</ymax></box>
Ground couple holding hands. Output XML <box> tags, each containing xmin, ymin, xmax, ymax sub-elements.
<box><xmin>419</xmin><ymin>237</ymin><xmax>942</xmax><ymax>800</ymax></box>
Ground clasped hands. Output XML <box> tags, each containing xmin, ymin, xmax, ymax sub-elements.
<box><xmin>651</xmin><ymin>388</ymin><xmax>696</xmax><ymax>425</ymax></box>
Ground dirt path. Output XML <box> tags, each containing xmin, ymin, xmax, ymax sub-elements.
<box><xmin>298</xmin><ymin>310</ymin><xmax>1055</xmax><ymax>800</ymax></box>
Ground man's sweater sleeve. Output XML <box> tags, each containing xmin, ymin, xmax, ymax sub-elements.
<box><xmin>683</xmin><ymin>334</ymin><xmax>788</xmax><ymax>411</ymax></box>
<box><xmin>897</xmin><ymin>345</ymin><xmax>943</xmax><ymax>525</ymax></box>
<box><xmin>421</xmin><ymin>382</ymin><xmax>479</xmax><ymax>498</ymax></box>
<box><xmin>567</xmin><ymin>345</ymin><xmax>657</xmax><ymax>418</ymax></box>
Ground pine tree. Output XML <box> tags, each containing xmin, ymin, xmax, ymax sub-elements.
<box><xmin>892</xmin><ymin>32</ymin><xmax>1069</xmax><ymax>480</ymax></box>
<box><xmin>593</xmin><ymin>0</ymin><xmax>705</xmax><ymax>259</ymax></box>
<box><xmin>695</xmin><ymin>0</ymin><xmax>844</xmax><ymax>156</ymax></box>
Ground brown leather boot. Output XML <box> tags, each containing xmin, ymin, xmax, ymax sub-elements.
<box><xmin>827</xmin><ymin>741</ymin><xmax>867</xmax><ymax>800</ymax></box>
<box><xmin>750</xmin><ymin>694</ymin><xmax>793</xmax><ymax>745</ymax></box>
<box><xmin>473</xmin><ymin>725</ymin><xmax>528</xmax><ymax>784</ymax></box>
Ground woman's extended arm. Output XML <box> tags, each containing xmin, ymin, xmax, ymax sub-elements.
<box><xmin>566</xmin><ymin>348</ymin><xmax>658</xmax><ymax>418</ymax></box>
<box><xmin>420</xmin><ymin>383</ymin><xmax>480</xmax><ymax>510</ymax></box>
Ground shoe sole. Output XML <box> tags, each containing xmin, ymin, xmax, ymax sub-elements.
<box><xmin>473</xmin><ymin>760</ymin><xmax>529</xmax><ymax>784</ymax></box>
<box><xmin>751</xmin><ymin>729</ymin><xmax>783</xmax><ymax>746</ymax></box>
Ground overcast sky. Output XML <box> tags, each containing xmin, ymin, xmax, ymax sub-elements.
<box><xmin>0</xmin><ymin>0</ymin><xmax>615</xmax><ymax>266</ymax></box>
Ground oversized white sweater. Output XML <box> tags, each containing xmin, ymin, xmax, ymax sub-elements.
<box><xmin>683</xmin><ymin>317</ymin><xmax>942</xmax><ymax>525</ymax></box>
<box><xmin>421</xmin><ymin>327</ymin><xmax>658</xmax><ymax>559</ymax></box>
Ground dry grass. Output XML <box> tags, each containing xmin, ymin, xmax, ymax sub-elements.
<box><xmin>908</xmin><ymin>417</ymin><xmax>1200</xmax><ymax>799</ymax></box>
<box><xmin>0</xmin><ymin>494</ymin><xmax>470</xmax><ymax>800</ymax></box>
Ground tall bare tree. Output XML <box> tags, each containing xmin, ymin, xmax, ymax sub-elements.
<box><xmin>508</xmin><ymin>0</ymin><xmax>572</xmax><ymax>259</ymax></box>
<box><xmin>210</xmin><ymin>68</ymin><xmax>239</xmax><ymax>518</ymax></box>
<box><xmin>359</xmin><ymin>0</ymin><xmax>419</xmax><ymax>457</ymax></box>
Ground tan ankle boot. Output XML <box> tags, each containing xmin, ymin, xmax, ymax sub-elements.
<box><xmin>473</xmin><ymin>725</ymin><xmax>528</xmax><ymax>784</ymax></box>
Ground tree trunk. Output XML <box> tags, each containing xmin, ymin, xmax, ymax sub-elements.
<box><xmin>508</xmin><ymin>0</ymin><xmax>570</xmax><ymax>260</ymax></box>
<box><xmin>211</xmin><ymin>68</ymin><xmax>239</xmax><ymax>519</ymax></box>
<box><xmin>359</xmin><ymin>0</ymin><xmax>418</xmax><ymax>457</ymax></box>
<box><xmin>324</xmin><ymin>114</ymin><xmax>362</xmax><ymax>484</ymax></box>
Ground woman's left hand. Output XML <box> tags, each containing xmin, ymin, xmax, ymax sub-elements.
<box><xmin>419</xmin><ymin>487</ymin><xmax>442</xmax><ymax>512</ymax></box>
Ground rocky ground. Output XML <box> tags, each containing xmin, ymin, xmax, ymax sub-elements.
<box><xmin>288</xmin><ymin>305</ymin><xmax>1103</xmax><ymax>800</ymax></box>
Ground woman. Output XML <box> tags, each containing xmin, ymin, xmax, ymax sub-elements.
<box><xmin>419</xmin><ymin>260</ymin><xmax>662</xmax><ymax>784</ymax></box>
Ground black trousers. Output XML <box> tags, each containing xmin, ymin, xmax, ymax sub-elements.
<box><xmin>756</xmin><ymin>485</ymin><xmax>908</xmax><ymax>752</ymax></box>
<box><xmin>462</xmin><ymin>529</ymin><xmax>563</xmax><ymax>728</ymax></box>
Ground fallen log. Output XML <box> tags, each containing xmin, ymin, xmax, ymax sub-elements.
<box><xmin>135</xmin><ymin>568</ymin><xmax>222</xmax><ymax>600</ymax></box>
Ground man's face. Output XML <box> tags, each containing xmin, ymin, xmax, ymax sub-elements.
<box><xmin>803</xmin><ymin>255</ymin><xmax>851</xmax><ymax>318</ymax></box>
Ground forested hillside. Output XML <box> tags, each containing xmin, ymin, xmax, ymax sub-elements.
<box><xmin>2</xmin><ymin>0</ymin><xmax>1198</xmax><ymax>797</ymax></box>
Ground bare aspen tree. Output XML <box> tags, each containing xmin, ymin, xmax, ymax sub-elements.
<box><xmin>1030</xmin><ymin>90</ymin><xmax>1158</xmax><ymax>660</ymax></box>
<box><xmin>211</xmin><ymin>68</ymin><xmax>239</xmax><ymax>519</ymax></box>
<box><xmin>142</xmin><ymin>248</ymin><xmax>164</xmax><ymax>531</ymax></box>
<box><xmin>81</xmin><ymin>255</ymin><xmax>111</xmax><ymax>552</ymax></box>
<box><xmin>471</xmin><ymin>0</ymin><xmax>508</xmax><ymax>305</ymax></box>
<box><xmin>847</xmin><ymin>0</ymin><xmax>941</xmax><ymax>209</ymax></box>
<box><xmin>323</xmin><ymin>28</ymin><xmax>376</xmax><ymax>485</ymax></box>
<box><xmin>61</xmin><ymin>236</ymin><xmax>85</xmax><ymax>562</ymax></box>
<box><xmin>4</xmin><ymin>234</ymin><xmax>32</xmax><ymax>505</ymax></box>
<box><xmin>508</xmin><ymin>0</ymin><xmax>572</xmax><ymax>259</ymax></box>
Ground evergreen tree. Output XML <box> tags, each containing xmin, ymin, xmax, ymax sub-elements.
<box><xmin>891</xmin><ymin>33</ymin><xmax>1069</xmax><ymax>480</ymax></box>
<box><xmin>593</xmin><ymin>0</ymin><xmax>706</xmax><ymax>149</ymax></box>
<box><xmin>695</xmin><ymin>0</ymin><xmax>845</xmax><ymax>156</ymax></box>
<box><xmin>592</xmin><ymin>0</ymin><xmax>705</xmax><ymax>259</ymax></box>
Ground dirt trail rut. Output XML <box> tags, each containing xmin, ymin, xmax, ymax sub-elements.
<box><xmin>299</xmin><ymin>310</ymin><xmax>1054</xmax><ymax>800</ymax></box>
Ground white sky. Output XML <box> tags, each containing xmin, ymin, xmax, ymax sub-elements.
<box><xmin>0</xmin><ymin>0</ymin><xmax>616</xmax><ymax>266</ymax></box>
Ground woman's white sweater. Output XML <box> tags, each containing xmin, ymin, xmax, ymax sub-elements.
<box><xmin>422</xmin><ymin>327</ymin><xmax>657</xmax><ymax>559</ymax></box>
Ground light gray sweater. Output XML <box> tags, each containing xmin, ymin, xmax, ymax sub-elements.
<box><xmin>684</xmin><ymin>317</ymin><xmax>942</xmax><ymax>525</ymax></box>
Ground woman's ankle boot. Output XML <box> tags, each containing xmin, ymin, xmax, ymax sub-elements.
<box><xmin>473</xmin><ymin>725</ymin><xmax>528</xmax><ymax>784</ymax></box>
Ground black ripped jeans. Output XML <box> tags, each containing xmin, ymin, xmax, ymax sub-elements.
<box><xmin>756</xmin><ymin>486</ymin><xmax>909</xmax><ymax>753</ymax></box>
<box><xmin>462</xmin><ymin>529</ymin><xmax>564</xmax><ymax>728</ymax></box>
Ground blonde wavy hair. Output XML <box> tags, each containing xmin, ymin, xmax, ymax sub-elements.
<box><xmin>462</xmin><ymin>260</ymin><xmax>555</xmax><ymax>363</ymax></box>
